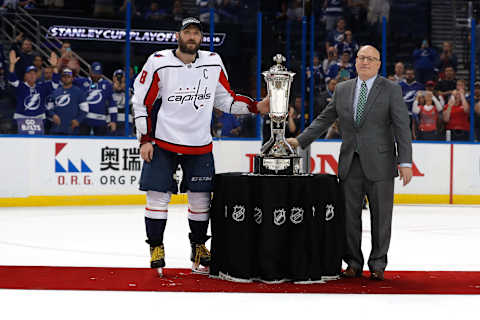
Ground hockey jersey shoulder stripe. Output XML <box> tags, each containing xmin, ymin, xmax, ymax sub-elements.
<box><xmin>144</xmin><ymin>71</ymin><xmax>160</xmax><ymax>107</ymax></box>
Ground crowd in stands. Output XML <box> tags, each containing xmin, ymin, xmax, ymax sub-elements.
<box><xmin>1</xmin><ymin>0</ymin><xmax>480</xmax><ymax>141</ymax></box>
<box><xmin>389</xmin><ymin>39</ymin><xmax>479</xmax><ymax>142</ymax></box>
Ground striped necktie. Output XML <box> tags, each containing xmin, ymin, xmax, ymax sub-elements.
<box><xmin>355</xmin><ymin>81</ymin><xmax>367</xmax><ymax>125</ymax></box>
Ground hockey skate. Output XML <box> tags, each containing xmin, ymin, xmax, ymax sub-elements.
<box><xmin>190</xmin><ymin>243</ymin><xmax>211</xmax><ymax>275</ymax></box>
<box><xmin>150</xmin><ymin>244</ymin><xmax>165</xmax><ymax>276</ymax></box>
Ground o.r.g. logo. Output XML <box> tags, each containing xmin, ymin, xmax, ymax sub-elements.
<box><xmin>55</xmin><ymin>143</ymin><xmax>92</xmax><ymax>185</ymax></box>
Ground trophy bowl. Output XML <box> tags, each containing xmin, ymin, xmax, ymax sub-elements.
<box><xmin>254</xmin><ymin>54</ymin><xmax>302</xmax><ymax>175</ymax></box>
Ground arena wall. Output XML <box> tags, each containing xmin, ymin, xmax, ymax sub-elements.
<box><xmin>0</xmin><ymin>137</ymin><xmax>479</xmax><ymax>206</ymax></box>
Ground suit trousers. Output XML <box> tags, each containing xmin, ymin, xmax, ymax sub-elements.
<box><xmin>340</xmin><ymin>153</ymin><xmax>394</xmax><ymax>272</ymax></box>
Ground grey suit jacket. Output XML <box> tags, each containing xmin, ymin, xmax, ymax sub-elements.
<box><xmin>297</xmin><ymin>76</ymin><xmax>412</xmax><ymax>181</ymax></box>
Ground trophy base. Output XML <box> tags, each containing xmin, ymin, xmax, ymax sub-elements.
<box><xmin>253</xmin><ymin>155</ymin><xmax>303</xmax><ymax>175</ymax></box>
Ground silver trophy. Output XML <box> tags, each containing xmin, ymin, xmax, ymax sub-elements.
<box><xmin>254</xmin><ymin>54</ymin><xmax>302</xmax><ymax>175</ymax></box>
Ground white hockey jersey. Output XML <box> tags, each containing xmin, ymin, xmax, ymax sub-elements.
<box><xmin>132</xmin><ymin>49</ymin><xmax>258</xmax><ymax>154</ymax></box>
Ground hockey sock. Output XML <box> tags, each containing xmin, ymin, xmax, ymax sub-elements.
<box><xmin>145</xmin><ymin>217</ymin><xmax>167</xmax><ymax>247</ymax></box>
<box><xmin>188</xmin><ymin>219</ymin><xmax>209</xmax><ymax>244</ymax></box>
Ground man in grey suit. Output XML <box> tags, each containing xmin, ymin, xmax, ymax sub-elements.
<box><xmin>287</xmin><ymin>45</ymin><xmax>413</xmax><ymax>281</ymax></box>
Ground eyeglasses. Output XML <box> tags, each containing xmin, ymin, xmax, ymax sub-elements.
<box><xmin>356</xmin><ymin>55</ymin><xmax>379</xmax><ymax>63</ymax></box>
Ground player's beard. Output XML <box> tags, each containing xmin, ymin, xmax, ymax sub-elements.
<box><xmin>178</xmin><ymin>35</ymin><xmax>201</xmax><ymax>55</ymax></box>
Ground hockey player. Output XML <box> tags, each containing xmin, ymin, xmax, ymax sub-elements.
<box><xmin>8</xmin><ymin>50</ymin><xmax>58</xmax><ymax>128</ymax></box>
<box><xmin>46</xmin><ymin>68</ymin><xmax>88</xmax><ymax>135</ymax></box>
<box><xmin>132</xmin><ymin>17</ymin><xmax>269</xmax><ymax>275</ymax></box>
<box><xmin>74</xmin><ymin>62</ymin><xmax>117</xmax><ymax>135</ymax></box>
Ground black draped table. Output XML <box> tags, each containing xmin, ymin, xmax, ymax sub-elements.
<box><xmin>210</xmin><ymin>172</ymin><xmax>345</xmax><ymax>283</ymax></box>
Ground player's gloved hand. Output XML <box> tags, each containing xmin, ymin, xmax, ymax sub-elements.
<box><xmin>140</xmin><ymin>142</ymin><xmax>154</xmax><ymax>162</ymax></box>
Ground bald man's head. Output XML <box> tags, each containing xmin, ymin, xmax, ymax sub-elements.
<box><xmin>355</xmin><ymin>45</ymin><xmax>381</xmax><ymax>80</ymax></box>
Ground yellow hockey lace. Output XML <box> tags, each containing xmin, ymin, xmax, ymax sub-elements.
<box><xmin>150</xmin><ymin>245</ymin><xmax>165</xmax><ymax>262</ymax></box>
<box><xmin>194</xmin><ymin>244</ymin><xmax>210</xmax><ymax>266</ymax></box>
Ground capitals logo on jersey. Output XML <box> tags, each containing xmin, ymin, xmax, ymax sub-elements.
<box><xmin>167</xmin><ymin>84</ymin><xmax>212</xmax><ymax>110</ymax></box>
<box><xmin>24</xmin><ymin>93</ymin><xmax>41</xmax><ymax>111</ymax></box>
<box><xmin>87</xmin><ymin>89</ymin><xmax>103</xmax><ymax>105</ymax></box>
<box><xmin>55</xmin><ymin>94</ymin><xmax>71</xmax><ymax>107</ymax></box>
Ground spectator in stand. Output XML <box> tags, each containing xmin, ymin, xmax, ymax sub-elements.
<box><xmin>2</xmin><ymin>0</ymin><xmax>36</xmax><ymax>9</ymax></box>
<box><xmin>435</xmin><ymin>65</ymin><xmax>456</xmax><ymax>102</ymax></box>
<box><xmin>276</xmin><ymin>0</ymin><xmax>288</xmax><ymax>21</ymax></box>
<box><xmin>46</xmin><ymin>68</ymin><xmax>88</xmax><ymax>135</ymax></box>
<box><xmin>197</xmin><ymin>0</ymin><xmax>221</xmax><ymax>23</ymax></box>
<box><xmin>455</xmin><ymin>79</ymin><xmax>467</xmax><ymax>93</ymax></box>
<box><xmin>218</xmin><ymin>0</ymin><xmax>240</xmax><ymax>24</ymax></box>
<box><xmin>45</xmin><ymin>0</ymin><xmax>64</xmax><ymax>8</ymax></box>
<box><xmin>412</xmin><ymin>91</ymin><xmax>443</xmax><ymax>140</ymax></box>
<box><xmin>425</xmin><ymin>80</ymin><xmax>445</xmax><ymax>109</ymax></box>
<box><xmin>0</xmin><ymin>62</ymin><xmax>5</xmax><ymax>95</ymax></box>
<box><xmin>314</xmin><ymin>78</ymin><xmax>337</xmax><ymax>132</ymax></box>
<box><xmin>74</xmin><ymin>62</ymin><xmax>117</xmax><ymax>136</ymax></box>
<box><xmin>212</xmin><ymin>108</ymin><xmax>242</xmax><ymax>138</ymax></box>
<box><xmin>172</xmin><ymin>0</ymin><xmax>184</xmax><ymax>23</ymax></box>
<box><xmin>322</xmin><ymin>46</ymin><xmax>338</xmax><ymax>75</ymax></box>
<box><xmin>287</xmin><ymin>0</ymin><xmax>303</xmax><ymax>21</ymax></box>
<box><xmin>119</xmin><ymin>0</ymin><xmax>142</xmax><ymax>18</ymax></box>
<box><xmin>470</xmin><ymin>81</ymin><xmax>480</xmax><ymax>141</ymax></box>
<box><xmin>346</xmin><ymin>0</ymin><xmax>368</xmax><ymax>33</ymax></box>
<box><xmin>112</xmin><ymin>69</ymin><xmax>133</xmax><ymax>136</ymax></box>
<box><xmin>366</xmin><ymin>0</ymin><xmax>389</xmax><ymax>35</ymax></box>
<box><xmin>443</xmin><ymin>88</ymin><xmax>470</xmax><ymax>141</ymax></box>
<box><xmin>0</xmin><ymin>44</ymin><xmax>6</xmax><ymax>67</ymax></box>
<box><xmin>392</xmin><ymin>62</ymin><xmax>405</xmax><ymax>83</ymax></box>
<box><xmin>32</xmin><ymin>55</ymin><xmax>44</xmax><ymax>81</ymax></box>
<box><xmin>316</xmin><ymin>78</ymin><xmax>337</xmax><ymax>115</ymax></box>
<box><xmin>400</xmin><ymin>66</ymin><xmax>425</xmax><ymax>139</ymax></box>
<box><xmin>0</xmin><ymin>61</ymin><xmax>17</xmax><ymax>133</ymax></box>
<box><xmin>57</xmin><ymin>42</ymin><xmax>80</xmax><ymax>76</ymax></box>
<box><xmin>144</xmin><ymin>1</ymin><xmax>168</xmax><ymax>21</ymax></box>
<box><xmin>327</xmin><ymin>51</ymin><xmax>355</xmax><ymax>83</ymax></box>
<box><xmin>436</xmin><ymin>41</ymin><xmax>458</xmax><ymax>75</ymax></box>
<box><xmin>412</xmin><ymin>39</ymin><xmax>437</xmax><ymax>84</ymax></box>
<box><xmin>323</xmin><ymin>0</ymin><xmax>344</xmax><ymax>32</ymax></box>
<box><xmin>335</xmin><ymin>29</ymin><xmax>359</xmax><ymax>62</ymax></box>
<box><xmin>9</xmin><ymin>35</ymin><xmax>38</xmax><ymax>80</ymax></box>
<box><xmin>306</xmin><ymin>54</ymin><xmax>325</xmax><ymax>94</ymax></box>
<box><xmin>400</xmin><ymin>67</ymin><xmax>425</xmax><ymax>115</ymax></box>
<box><xmin>7</xmin><ymin>50</ymin><xmax>58</xmax><ymax>130</ymax></box>
<box><xmin>326</xmin><ymin>17</ymin><xmax>347</xmax><ymax>52</ymax></box>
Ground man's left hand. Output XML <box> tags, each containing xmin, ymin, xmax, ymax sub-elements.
<box><xmin>399</xmin><ymin>167</ymin><xmax>413</xmax><ymax>186</ymax></box>
<box><xmin>257</xmin><ymin>96</ymin><xmax>270</xmax><ymax>115</ymax></box>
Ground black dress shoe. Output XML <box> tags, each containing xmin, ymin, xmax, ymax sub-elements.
<box><xmin>369</xmin><ymin>270</ymin><xmax>385</xmax><ymax>281</ymax></box>
<box><xmin>341</xmin><ymin>266</ymin><xmax>363</xmax><ymax>278</ymax></box>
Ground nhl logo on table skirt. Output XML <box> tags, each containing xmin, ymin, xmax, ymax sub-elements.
<box><xmin>325</xmin><ymin>204</ymin><xmax>335</xmax><ymax>221</ymax></box>
<box><xmin>253</xmin><ymin>207</ymin><xmax>263</xmax><ymax>225</ymax></box>
<box><xmin>290</xmin><ymin>207</ymin><xmax>304</xmax><ymax>224</ymax></box>
<box><xmin>273</xmin><ymin>209</ymin><xmax>286</xmax><ymax>226</ymax></box>
<box><xmin>232</xmin><ymin>205</ymin><xmax>246</xmax><ymax>222</ymax></box>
